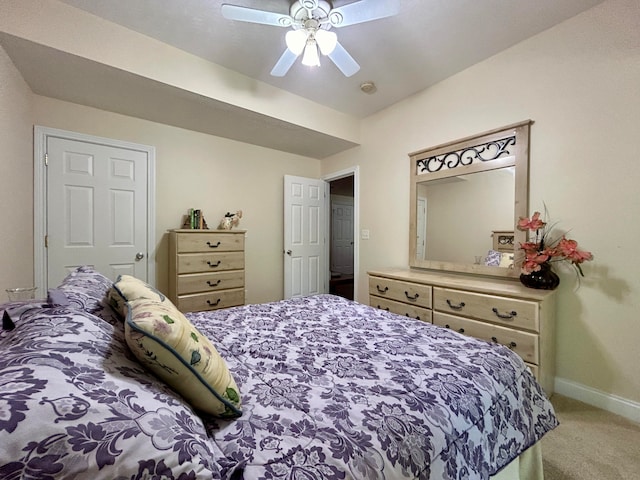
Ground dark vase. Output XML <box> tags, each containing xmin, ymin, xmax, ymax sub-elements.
<box><xmin>520</xmin><ymin>262</ymin><xmax>560</xmax><ymax>290</ymax></box>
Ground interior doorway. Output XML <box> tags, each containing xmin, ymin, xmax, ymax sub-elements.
<box><xmin>328</xmin><ymin>175</ymin><xmax>354</xmax><ymax>300</ymax></box>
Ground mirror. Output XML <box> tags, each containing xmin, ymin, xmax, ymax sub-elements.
<box><xmin>409</xmin><ymin>121</ymin><xmax>532</xmax><ymax>278</ymax></box>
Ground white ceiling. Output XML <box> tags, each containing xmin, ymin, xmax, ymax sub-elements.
<box><xmin>54</xmin><ymin>0</ymin><xmax>604</xmax><ymax>118</ymax></box>
<box><xmin>2</xmin><ymin>0</ymin><xmax>605</xmax><ymax>158</ymax></box>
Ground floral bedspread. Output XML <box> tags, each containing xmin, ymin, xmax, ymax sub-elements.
<box><xmin>0</xmin><ymin>303</ymin><xmax>224</xmax><ymax>479</ymax></box>
<box><xmin>190</xmin><ymin>295</ymin><xmax>558</xmax><ymax>480</ymax></box>
<box><xmin>0</xmin><ymin>290</ymin><xmax>557</xmax><ymax>480</ymax></box>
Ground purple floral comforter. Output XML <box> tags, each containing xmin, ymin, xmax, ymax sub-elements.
<box><xmin>0</xmin><ymin>283</ymin><xmax>557</xmax><ymax>480</ymax></box>
<box><xmin>192</xmin><ymin>295</ymin><xmax>557</xmax><ymax>480</ymax></box>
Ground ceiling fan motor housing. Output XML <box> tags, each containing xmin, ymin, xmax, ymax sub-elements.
<box><xmin>301</xmin><ymin>0</ymin><xmax>319</xmax><ymax>9</ymax></box>
<box><xmin>290</xmin><ymin>0</ymin><xmax>332</xmax><ymax>25</ymax></box>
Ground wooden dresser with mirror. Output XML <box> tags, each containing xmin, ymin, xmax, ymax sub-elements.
<box><xmin>369</xmin><ymin>120</ymin><xmax>557</xmax><ymax>395</ymax></box>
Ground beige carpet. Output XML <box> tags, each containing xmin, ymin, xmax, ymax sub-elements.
<box><xmin>541</xmin><ymin>395</ymin><xmax>640</xmax><ymax>479</ymax></box>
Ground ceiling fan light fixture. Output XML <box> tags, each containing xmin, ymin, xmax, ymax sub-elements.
<box><xmin>301</xmin><ymin>41</ymin><xmax>321</xmax><ymax>67</ymax></box>
<box><xmin>315</xmin><ymin>29</ymin><xmax>337</xmax><ymax>55</ymax></box>
<box><xmin>285</xmin><ymin>29</ymin><xmax>307</xmax><ymax>55</ymax></box>
<box><xmin>222</xmin><ymin>0</ymin><xmax>400</xmax><ymax>77</ymax></box>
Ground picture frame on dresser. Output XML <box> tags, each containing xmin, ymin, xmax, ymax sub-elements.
<box><xmin>168</xmin><ymin>229</ymin><xmax>245</xmax><ymax>313</ymax></box>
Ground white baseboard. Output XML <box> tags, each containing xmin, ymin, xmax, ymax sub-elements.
<box><xmin>554</xmin><ymin>377</ymin><xmax>640</xmax><ymax>424</ymax></box>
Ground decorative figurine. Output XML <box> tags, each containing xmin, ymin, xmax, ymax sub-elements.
<box><xmin>218</xmin><ymin>210</ymin><xmax>243</xmax><ymax>230</ymax></box>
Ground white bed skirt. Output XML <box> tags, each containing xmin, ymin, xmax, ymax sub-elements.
<box><xmin>491</xmin><ymin>442</ymin><xmax>543</xmax><ymax>480</ymax></box>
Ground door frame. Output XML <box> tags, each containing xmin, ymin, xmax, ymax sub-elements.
<box><xmin>323</xmin><ymin>166</ymin><xmax>359</xmax><ymax>302</ymax></box>
<box><xmin>33</xmin><ymin>126</ymin><xmax>157</xmax><ymax>293</ymax></box>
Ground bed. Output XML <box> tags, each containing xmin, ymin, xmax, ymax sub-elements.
<box><xmin>0</xmin><ymin>267</ymin><xmax>557</xmax><ymax>479</ymax></box>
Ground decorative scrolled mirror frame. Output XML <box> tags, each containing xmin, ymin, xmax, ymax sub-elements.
<box><xmin>409</xmin><ymin>120</ymin><xmax>532</xmax><ymax>278</ymax></box>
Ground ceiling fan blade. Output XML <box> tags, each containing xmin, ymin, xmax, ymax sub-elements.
<box><xmin>221</xmin><ymin>4</ymin><xmax>293</xmax><ymax>27</ymax></box>
<box><xmin>327</xmin><ymin>41</ymin><xmax>360</xmax><ymax>77</ymax></box>
<box><xmin>270</xmin><ymin>48</ymin><xmax>299</xmax><ymax>77</ymax></box>
<box><xmin>329</xmin><ymin>0</ymin><xmax>400</xmax><ymax>28</ymax></box>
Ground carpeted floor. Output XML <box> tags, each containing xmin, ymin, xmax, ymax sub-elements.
<box><xmin>541</xmin><ymin>395</ymin><xmax>640</xmax><ymax>479</ymax></box>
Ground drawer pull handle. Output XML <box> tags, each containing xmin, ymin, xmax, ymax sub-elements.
<box><xmin>405</xmin><ymin>291</ymin><xmax>419</xmax><ymax>301</ymax></box>
<box><xmin>207</xmin><ymin>260</ymin><xmax>221</xmax><ymax>268</ymax></box>
<box><xmin>207</xmin><ymin>280</ymin><xmax>221</xmax><ymax>287</ymax></box>
<box><xmin>377</xmin><ymin>305</ymin><xmax>390</xmax><ymax>311</ymax></box>
<box><xmin>443</xmin><ymin>324</ymin><xmax>464</xmax><ymax>334</ymax></box>
<box><xmin>405</xmin><ymin>313</ymin><xmax>421</xmax><ymax>321</ymax></box>
<box><xmin>492</xmin><ymin>308</ymin><xmax>517</xmax><ymax>320</ymax></box>
<box><xmin>207</xmin><ymin>298</ymin><xmax>221</xmax><ymax>307</ymax></box>
<box><xmin>446</xmin><ymin>299</ymin><xmax>465</xmax><ymax>310</ymax></box>
<box><xmin>491</xmin><ymin>337</ymin><xmax>518</xmax><ymax>350</ymax></box>
<box><xmin>376</xmin><ymin>285</ymin><xmax>389</xmax><ymax>293</ymax></box>
<box><xmin>206</xmin><ymin>241</ymin><xmax>221</xmax><ymax>248</ymax></box>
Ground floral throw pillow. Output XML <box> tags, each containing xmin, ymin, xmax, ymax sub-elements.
<box><xmin>125</xmin><ymin>296</ymin><xmax>242</xmax><ymax>418</ymax></box>
<box><xmin>109</xmin><ymin>274</ymin><xmax>167</xmax><ymax>318</ymax></box>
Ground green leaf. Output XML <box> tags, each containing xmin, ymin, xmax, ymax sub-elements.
<box><xmin>190</xmin><ymin>350</ymin><xmax>201</xmax><ymax>366</ymax></box>
<box><xmin>226</xmin><ymin>388</ymin><xmax>240</xmax><ymax>403</ymax></box>
<box><xmin>162</xmin><ymin>315</ymin><xmax>175</xmax><ymax>324</ymax></box>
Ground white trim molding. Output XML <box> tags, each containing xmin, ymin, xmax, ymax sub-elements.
<box><xmin>554</xmin><ymin>377</ymin><xmax>640</xmax><ymax>424</ymax></box>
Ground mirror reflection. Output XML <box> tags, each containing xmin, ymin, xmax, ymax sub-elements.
<box><xmin>408</xmin><ymin>120</ymin><xmax>531</xmax><ymax>278</ymax></box>
<box><xmin>415</xmin><ymin>168</ymin><xmax>515</xmax><ymax>266</ymax></box>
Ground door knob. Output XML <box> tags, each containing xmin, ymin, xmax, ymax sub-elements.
<box><xmin>286</xmin><ymin>250</ymin><xmax>292</xmax><ymax>256</ymax></box>
<box><xmin>135</xmin><ymin>252</ymin><xmax>145</xmax><ymax>260</ymax></box>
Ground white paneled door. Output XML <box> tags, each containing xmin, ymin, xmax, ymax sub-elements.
<box><xmin>331</xmin><ymin>200</ymin><xmax>354</xmax><ymax>275</ymax></box>
<box><xmin>284</xmin><ymin>175</ymin><xmax>327</xmax><ymax>298</ymax></box>
<box><xmin>44</xmin><ymin>133</ymin><xmax>153</xmax><ymax>288</ymax></box>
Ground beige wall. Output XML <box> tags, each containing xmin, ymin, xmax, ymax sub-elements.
<box><xmin>322</xmin><ymin>0</ymin><xmax>640</xmax><ymax>404</ymax></box>
<box><xmin>30</xmin><ymin>96</ymin><xmax>321</xmax><ymax>304</ymax></box>
<box><xmin>0</xmin><ymin>45</ymin><xmax>34</xmax><ymax>299</ymax></box>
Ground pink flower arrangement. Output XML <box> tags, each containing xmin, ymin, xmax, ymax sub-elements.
<box><xmin>517</xmin><ymin>211</ymin><xmax>593</xmax><ymax>276</ymax></box>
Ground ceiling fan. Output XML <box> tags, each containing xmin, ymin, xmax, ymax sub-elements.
<box><xmin>221</xmin><ymin>0</ymin><xmax>400</xmax><ymax>77</ymax></box>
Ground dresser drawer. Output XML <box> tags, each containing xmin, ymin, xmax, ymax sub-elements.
<box><xmin>176</xmin><ymin>271</ymin><xmax>245</xmax><ymax>295</ymax></box>
<box><xmin>174</xmin><ymin>232</ymin><xmax>244</xmax><ymax>253</ymax></box>
<box><xmin>433</xmin><ymin>312</ymin><xmax>539</xmax><ymax>364</ymax></box>
<box><xmin>433</xmin><ymin>287</ymin><xmax>539</xmax><ymax>332</ymax></box>
<box><xmin>370</xmin><ymin>296</ymin><xmax>433</xmax><ymax>323</ymax></box>
<box><xmin>176</xmin><ymin>288</ymin><xmax>245</xmax><ymax>312</ymax></box>
<box><xmin>177</xmin><ymin>252</ymin><xmax>244</xmax><ymax>274</ymax></box>
<box><xmin>369</xmin><ymin>276</ymin><xmax>432</xmax><ymax>309</ymax></box>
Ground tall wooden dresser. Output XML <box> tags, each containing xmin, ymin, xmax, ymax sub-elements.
<box><xmin>168</xmin><ymin>229</ymin><xmax>245</xmax><ymax>313</ymax></box>
<box><xmin>368</xmin><ymin>268</ymin><xmax>556</xmax><ymax>394</ymax></box>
